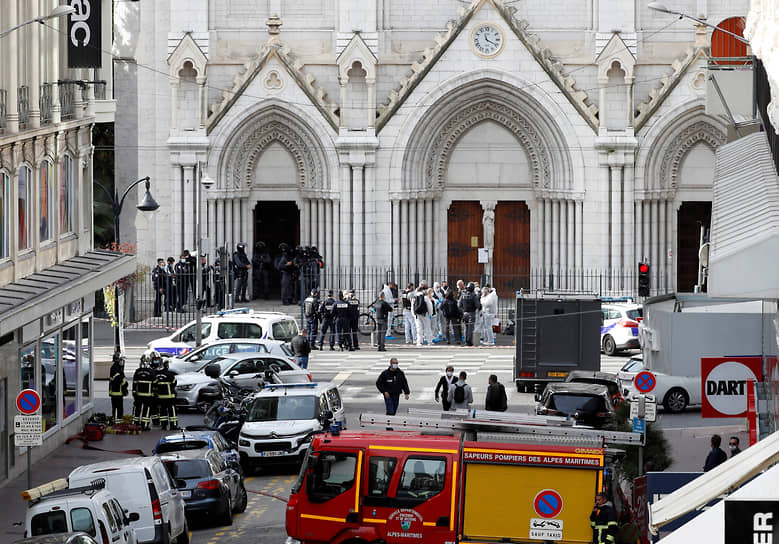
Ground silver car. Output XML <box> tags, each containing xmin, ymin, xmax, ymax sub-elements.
<box><xmin>175</xmin><ymin>353</ymin><xmax>311</xmax><ymax>411</ymax></box>
<box><xmin>165</xmin><ymin>339</ymin><xmax>293</xmax><ymax>375</ymax></box>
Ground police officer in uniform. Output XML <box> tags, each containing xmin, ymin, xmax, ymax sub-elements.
<box><xmin>200</xmin><ymin>255</ymin><xmax>213</xmax><ymax>308</ymax></box>
<box><xmin>347</xmin><ymin>290</ymin><xmax>361</xmax><ymax>350</ymax></box>
<box><xmin>310</xmin><ymin>246</ymin><xmax>324</xmax><ymax>289</ymax></box>
<box><xmin>318</xmin><ymin>290</ymin><xmax>337</xmax><ymax>350</ymax></box>
<box><xmin>149</xmin><ymin>352</ymin><xmax>164</xmax><ymax>427</ymax></box>
<box><xmin>334</xmin><ymin>291</ymin><xmax>352</xmax><ymax>351</ymax></box>
<box><xmin>154</xmin><ymin>359</ymin><xmax>178</xmax><ymax>430</ymax></box>
<box><xmin>303</xmin><ymin>288</ymin><xmax>320</xmax><ymax>343</ymax></box>
<box><xmin>174</xmin><ymin>253</ymin><xmax>190</xmax><ymax>311</ymax></box>
<box><xmin>458</xmin><ymin>282</ymin><xmax>482</xmax><ymax>346</ymax></box>
<box><xmin>133</xmin><ymin>352</ymin><xmax>156</xmax><ymax>429</ymax></box>
<box><xmin>276</xmin><ymin>243</ymin><xmax>295</xmax><ymax>305</ymax></box>
<box><xmin>108</xmin><ymin>351</ymin><xmax>129</xmax><ymax>424</ymax></box>
<box><xmin>152</xmin><ymin>258</ymin><xmax>167</xmax><ymax>317</ymax></box>
<box><xmin>252</xmin><ymin>241</ymin><xmax>273</xmax><ymax>300</ymax></box>
<box><xmin>232</xmin><ymin>243</ymin><xmax>251</xmax><ymax>303</ymax></box>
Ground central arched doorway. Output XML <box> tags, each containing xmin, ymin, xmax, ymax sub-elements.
<box><xmin>253</xmin><ymin>201</ymin><xmax>300</xmax><ymax>297</ymax></box>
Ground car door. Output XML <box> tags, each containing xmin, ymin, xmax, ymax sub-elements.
<box><xmin>150</xmin><ymin>461</ymin><xmax>186</xmax><ymax>539</ymax></box>
<box><xmin>211</xmin><ymin>452</ymin><xmax>240</xmax><ymax>502</ymax></box>
<box><xmin>228</xmin><ymin>359</ymin><xmax>261</xmax><ymax>390</ymax></box>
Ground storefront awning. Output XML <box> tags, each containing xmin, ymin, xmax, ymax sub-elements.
<box><xmin>708</xmin><ymin>132</ymin><xmax>779</xmax><ymax>299</ymax></box>
<box><xmin>0</xmin><ymin>250</ymin><xmax>136</xmax><ymax>335</ymax></box>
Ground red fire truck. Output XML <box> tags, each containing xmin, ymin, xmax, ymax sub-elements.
<box><xmin>286</xmin><ymin>411</ymin><xmax>639</xmax><ymax>544</ymax></box>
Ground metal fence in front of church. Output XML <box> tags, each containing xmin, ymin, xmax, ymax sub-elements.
<box><xmin>122</xmin><ymin>263</ymin><xmax>669</xmax><ymax>332</ymax></box>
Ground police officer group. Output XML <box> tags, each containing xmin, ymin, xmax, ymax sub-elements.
<box><xmin>303</xmin><ymin>288</ymin><xmax>362</xmax><ymax>351</ymax></box>
<box><xmin>108</xmin><ymin>349</ymin><xmax>178</xmax><ymax>430</ymax></box>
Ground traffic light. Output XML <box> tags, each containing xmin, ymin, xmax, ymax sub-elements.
<box><xmin>638</xmin><ymin>262</ymin><xmax>650</xmax><ymax>297</ymax></box>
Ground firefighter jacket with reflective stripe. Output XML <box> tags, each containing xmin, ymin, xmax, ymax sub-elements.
<box><xmin>133</xmin><ymin>367</ymin><xmax>154</xmax><ymax>397</ymax></box>
<box><xmin>153</xmin><ymin>370</ymin><xmax>177</xmax><ymax>399</ymax></box>
<box><xmin>109</xmin><ymin>364</ymin><xmax>128</xmax><ymax>397</ymax></box>
<box><xmin>590</xmin><ymin>503</ymin><xmax>618</xmax><ymax>544</ymax></box>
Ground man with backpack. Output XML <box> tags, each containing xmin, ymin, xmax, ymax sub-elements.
<box><xmin>485</xmin><ymin>374</ymin><xmax>508</xmax><ymax>412</ymax></box>
<box><xmin>459</xmin><ymin>282</ymin><xmax>482</xmax><ymax>346</ymax></box>
<box><xmin>303</xmin><ymin>288</ymin><xmax>321</xmax><ymax>342</ymax></box>
<box><xmin>440</xmin><ymin>290</ymin><xmax>462</xmax><ymax>345</ymax></box>
<box><xmin>447</xmin><ymin>371</ymin><xmax>473</xmax><ymax>410</ymax></box>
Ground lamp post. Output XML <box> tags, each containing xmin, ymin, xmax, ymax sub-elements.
<box><xmin>94</xmin><ymin>177</ymin><xmax>159</xmax><ymax>351</ymax></box>
<box><xmin>0</xmin><ymin>5</ymin><xmax>75</xmax><ymax>39</ymax></box>
<box><xmin>195</xmin><ymin>164</ymin><xmax>215</xmax><ymax>347</ymax></box>
<box><xmin>647</xmin><ymin>3</ymin><xmax>750</xmax><ymax>45</ymax></box>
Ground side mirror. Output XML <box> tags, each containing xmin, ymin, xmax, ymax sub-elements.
<box><xmin>127</xmin><ymin>512</ymin><xmax>140</xmax><ymax>523</ymax></box>
<box><xmin>227</xmin><ymin>369</ymin><xmax>239</xmax><ymax>378</ymax></box>
<box><xmin>204</xmin><ymin>363</ymin><xmax>220</xmax><ymax>379</ymax></box>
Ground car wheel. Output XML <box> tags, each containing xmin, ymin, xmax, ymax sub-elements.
<box><xmin>219</xmin><ymin>495</ymin><xmax>233</xmax><ymax>526</ymax></box>
<box><xmin>603</xmin><ymin>335</ymin><xmax>618</xmax><ymax>356</ymax></box>
<box><xmin>663</xmin><ymin>388</ymin><xmax>688</xmax><ymax>413</ymax></box>
<box><xmin>234</xmin><ymin>484</ymin><xmax>248</xmax><ymax>513</ymax></box>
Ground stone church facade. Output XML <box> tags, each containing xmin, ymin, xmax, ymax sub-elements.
<box><xmin>116</xmin><ymin>0</ymin><xmax>747</xmax><ymax>295</ymax></box>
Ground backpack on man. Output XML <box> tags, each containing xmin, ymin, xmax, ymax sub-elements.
<box><xmin>453</xmin><ymin>383</ymin><xmax>466</xmax><ymax>404</ymax></box>
<box><xmin>413</xmin><ymin>293</ymin><xmax>427</xmax><ymax>315</ymax></box>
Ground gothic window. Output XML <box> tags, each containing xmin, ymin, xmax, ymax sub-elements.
<box><xmin>18</xmin><ymin>164</ymin><xmax>32</xmax><ymax>250</ymax></box>
<box><xmin>711</xmin><ymin>17</ymin><xmax>749</xmax><ymax>66</ymax></box>
<box><xmin>39</xmin><ymin>160</ymin><xmax>54</xmax><ymax>242</ymax></box>
<box><xmin>60</xmin><ymin>154</ymin><xmax>74</xmax><ymax>234</ymax></box>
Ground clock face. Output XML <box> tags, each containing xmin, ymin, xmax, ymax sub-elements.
<box><xmin>472</xmin><ymin>24</ymin><xmax>503</xmax><ymax>56</ymax></box>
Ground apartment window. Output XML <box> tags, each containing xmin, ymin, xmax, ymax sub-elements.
<box><xmin>40</xmin><ymin>161</ymin><xmax>54</xmax><ymax>242</ymax></box>
<box><xmin>60</xmin><ymin>155</ymin><xmax>73</xmax><ymax>233</ymax></box>
<box><xmin>0</xmin><ymin>172</ymin><xmax>9</xmax><ymax>258</ymax></box>
<box><xmin>18</xmin><ymin>165</ymin><xmax>32</xmax><ymax>250</ymax></box>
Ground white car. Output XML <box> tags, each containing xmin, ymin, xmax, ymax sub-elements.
<box><xmin>175</xmin><ymin>353</ymin><xmax>311</xmax><ymax>411</ymax></box>
<box><xmin>618</xmin><ymin>355</ymin><xmax>701</xmax><ymax>413</ymax></box>
<box><xmin>148</xmin><ymin>309</ymin><xmax>299</xmax><ymax>356</ymax></box>
<box><xmin>601</xmin><ymin>303</ymin><xmax>643</xmax><ymax>356</ymax></box>
<box><xmin>165</xmin><ymin>338</ymin><xmax>293</xmax><ymax>375</ymax></box>
<box><xmin>237</xmin><ymin>382</ymin><xmax>345</xmax><ymax>470</ymax></box>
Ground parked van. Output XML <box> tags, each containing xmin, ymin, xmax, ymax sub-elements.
<box><xmin>23</xmin><ymin>478</ymin><xmax>138</xmax><ymax>544</ymax></box>
<box><xmin>68</xmin><ymin>458</ymin><xmax>187</xmax><ymax>544</ymax></box>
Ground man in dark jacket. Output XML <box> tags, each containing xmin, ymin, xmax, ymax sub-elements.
<box><xmin>152</xmin><ymin>258</ymin><xmax>167</xmax><ymax>317</ymax></box>
<box><xmin>434</xmin><ymin>365</ymin><xmax>457</xmax><ymax>411</ymax></box>
<box><xmin>485</xmin><ymin>374</ymin><xmax>508</xmax><ymax>411</ymax></box>
<box><xmin>318</xmin><ymin>290</ymin><xmax>337</xmax><ymax>350</ymax></box>
<box><xmin>290</xmin><ymin>330</ymin><xmax>312</xmax><ymax>369</ymax></box>
<box><xmin>334</xmin><ymin>291</ymin><xmax>352</xmax><ymax>351</ymax></box>
<box><xmin>459</xmin><ymin>282</ymin><xmax>481</xmax><ymax>346</ymax></box>
<box><xmin>232</xmin><ymin>243</ymin><xmax>251</xmax><ymax>302</ymax></box>
<box><xmin>376</xmin><ymin>358</ymin><xmax>410</xmax><ymax>415</ymax></box>
<box><xmin>251</xmin><ymin>241</ymin><xmax>272</xmax><ymax>300</ymax></box>
<box><xmin>108</xmin><ymin>351</ymin><xmax>129</xmax><ymax>424</ymax></box>
<box><xmin>440</xmin><ymin>291</ymin><xmax>462</xmax><ymax>345</ymax></box>
<box><xmin>590</xmin><ymin>493</ymin><xmax>618</xmax><ymax>544</ymax></box>
<box><xmin>133</xmin><ymin>353</ymin><xmax>155</xmax><ymax>429</ymax></box>
<box><xmin>374</xmin><ymin>291</ymin><xmax>394</xmax><ymax>352</ymax></box>
<box><xmin>154</xmin><ymin>359</ymin><xmax>178</xmax><ymax>430</ymax></box>
<box><xmin>704</xmin><ymin>434</ymin><xmax>728</xmax><ymax>471</ymax></box>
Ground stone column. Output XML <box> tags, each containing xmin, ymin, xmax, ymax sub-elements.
<box><xmin>216</xmin><ymin>199</ymin><xmax>224</xmax><ymax>248</ymax></box>
<box><xmin>171</xmin><ymin>165</ymin><xmax>183</xmax><ymax>253</ymax></box>
<box><xmin>659</xmin><ymin>198</ymin><xmax>667</xmax><ymax>292</ymax></box>
<box><xmin>367</xmin><ymin>78</ymin><xmax>376</xmax><ymax>129</ymax></box>
<box><xmin>170</xmin><ymin>80</ymin><xmax>179</xmax><ymax>131</ymax></box>
<box><xmin>642</xmin><ymin>200</ymin><xmax>650</xmax><ymax>263</ymax></box>
<box><xmin>409</xmin><ymin>200</ymin><xmax>417</xmax><ymax>272</ymax></box>
<box><xmin>241</xmin><ymin>198</ymin><xmax>251</xmax><ymax>246</ymax></box>
<box><xmin>391</xmin><ymin>199</ymin><xmax>400</xmax><ymax>270</ymax></box>
<box><xmin>183</xmin><ymin>166</ymin><xmax>196</xmax><ymax>249</ymax></box>
<box><xmin>333</xmin><ymin>198</ymin><xmax>341</xmax><ymax>271</ymax></box>
<box><xmin>610</xmin><ymin>166</ymin><xmax>622</xmax><ymax>273</ymax></box>
<box><xmin>544</xmin><ymin>199</ymin><xmax>552</xmax><ymax>274</ymax></box>
<box><xmin>623</xmin><ymin>164</ymin><xmax>636</xmax><ymax>273</ymax></box>
<box><xmin>301</xmin><ymin>198</ymin><xmax>310</xmax><ymax>245</ymax></box>
<box><xmin>400</xmin><ymin>200</ymin><xmax>408</xmax><ymax>272</ymax></box>
<box><xmin>567</xmin><ymin>201</ymin><xmax>575</xmax><ymax>278</ymax></box>
<box><xmin>207</xmin><ymin>198</ymin><xmax>216</xmax><ymax>250</ymax></box>
<box><xmin>340</xmin><ymin>165</ymin><xmax>351</xmax><ymax>268</ymax></box>
<box><xmin>318</xmin><ymin>199</ymin><xmax>325</xmax><ymax>253</ymax></box>
<box><xmin>425</xmin><ymin>199</ymin><xmax>433</xmax><ymax>273</ymax></box>
<box><xmin>552</xmin><ymin>199</ymin><xmax>560</xmax><ymax>274</ymax></box>
<box><xmin>598</xmin><ymin>80</ymin><xmax>607</xmax><ymax>136</ymax></box>
<box><xmin>6</xmin><ymin>2</ymin><xmax>19</xmax><ymax>132</ymax></box>
<box><xmin>197</xmin><ymin>75</ymin><xmax>207</xmax><ymax>128</ymax></box>
<box><xmin>635</xmin><ymin>198</ymin><xmax>643</xmax><ymax>264</ymax></box>
<box><xmin>536</xmin><ymin>198</ymin><xmax>545</xmax><ymax>279</ymax></box>
<box><xmin>51</xmin><ymin>11</ymin><xmax>61</xmax><ymax>125</ymax></box>
<box><xmin>576</xmin><ymin>200</ymin><xmax>584</xmax><ymax>274</ymax></box>
<box><xmin>225</xmin><ymin>198</ymin><xmax>233</xmax><ymax>247</ymax></box>
<box><xmin>625</xmin><ymin>76</ymin><xmax>635</xmax><ymax>128</ymax></box>
<box><xmin>29</xmin><ymin>8</ymin><xmax>41</xmax><ymax>129</ymax></box>
<box><xmin>352</xmin><ymin>165</ymin><xmax>364</xmax><ymax>269</ymax></box>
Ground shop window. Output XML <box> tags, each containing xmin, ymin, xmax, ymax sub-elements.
<box><xmin>41</xmin><ymin>334</ymin><xmax>59</xmax><ymax>431</ymax></box>
<box><xmin>80</xmin><ymin>317</ymin><xmax>91</xmax><ymax>407</ymax></box>
<box><xmin>60</xmin><ymin>155</ymin><xmax>74</xmax><ymax>234</ymax></box>
<box><xmin>18</xmin><ymin>165</ymin><xmax>32</xmax><ymax>250</ymax></box>
<box><xmin>0</xmin><ymin>172</ymin><xmax>9</xmax><ymax>258</ymax></box>
<box><xmin>39</xmin><ymin>161</ymin><xmax>54</xmax><ymax>242</ymax></box>
<box><xmin>62</xmin><ymin>325</ymin><xmax>78</xmax><ymax>419</ymax></box>
<box><xmin>711</xmin><ymin>17</ymin><xmax>750</xmax><ymax>66</ymax></box>
<box><xmin>21</xmin><ymin>345</ymin><xmax>36</xmax><ymax>390</ymax></box>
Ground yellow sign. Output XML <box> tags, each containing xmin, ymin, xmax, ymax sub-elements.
<box><xmin>470</xmin><ymin>236</ymin><xmax>479</xmax><ymax>248</ymax></box>
<box><xmin>548</xmin><ymin>371</ymin><xmax>569</xmax><ymax>378</ymax></box>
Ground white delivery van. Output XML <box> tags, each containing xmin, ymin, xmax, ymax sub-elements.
<box><xmin>68</xmin><ymin>457</ymin><xmax>187</xmax><ymax>544</ymax></box>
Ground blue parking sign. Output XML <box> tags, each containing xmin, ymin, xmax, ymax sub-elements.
<box><xmin>632</xmin><ymin>418</ymin><xmax>645</xmax><ymax>433</ymax></box>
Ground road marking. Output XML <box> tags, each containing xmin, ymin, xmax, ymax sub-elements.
<box><xmin>333</xmin><ymin>372</ymin><xmax>351</xmax><ymax>386</ymax></box>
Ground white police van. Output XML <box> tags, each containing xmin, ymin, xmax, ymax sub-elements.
<box><xmin>600</xmin><ymin>301</ymin><xmax>642</xmax><ymax>356</ymax></box>
<box><xmin>148</xmin><ymin>309</ymin><xmax>299</xmax><ymax>356</ymax></box>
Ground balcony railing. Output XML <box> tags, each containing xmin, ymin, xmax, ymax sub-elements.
<box><xmin>17</xmin><ymin>85</ymin><xmax>29</xmax><ymax>129</ymax></box>
<box><xmin>59</xmin><ymin>82</ymin><xmax>76</xmax><ymax>121</ymax></box>
<box><xmin>39</xmin><ymin>83</ymin><xmax>53</xmax><ymax>125</ymax></box>
<box><xmin>0</xmin><ymin>89</ymin><xmax>7</xmax><ymax>132</ymax></box>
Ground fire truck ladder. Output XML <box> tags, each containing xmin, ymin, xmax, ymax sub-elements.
<box><xmin>359</xmin><ymin>409</ymin><xmax>644</xmax><ymax>447</ymax></box>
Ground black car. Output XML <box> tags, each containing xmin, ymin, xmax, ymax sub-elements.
<box><xmin>160</xmin><ymin>449</ymin><xmax>247</xmax><ymax>526</ymax></box>
<box><xmin>564</xmin><ymin>371</ymin><xmax>625</xmax><ymax>406</ymax></box>
<box><xmin>535</xmin><ymin>382</ymin><xmax>615</xmax><ymax>428</ymax></box>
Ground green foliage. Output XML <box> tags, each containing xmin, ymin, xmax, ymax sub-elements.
<box><xmin>608</xmin><ymin>402</ymin><xmax>673</xmax><ymax>483</ymax></box>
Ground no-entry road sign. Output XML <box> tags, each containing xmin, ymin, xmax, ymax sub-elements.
<box><xmin>634</xmin><ymin>371</ymin><xmax>656</xmax><ymax>394</ymax></box>
<box><xmin>16</xmin><ymin>389</ymin><xmax>41</xmax><ymax>415</ymax></box>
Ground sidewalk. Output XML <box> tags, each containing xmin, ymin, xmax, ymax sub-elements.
<box><xmin>1</xmin><ymin>424</ymin><xmax>169</xmax><ymax>542</ymax></box>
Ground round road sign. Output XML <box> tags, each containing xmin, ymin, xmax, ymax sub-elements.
<box><xmin>16</xmin><ymin>389</ymin><xmax>41</xmax><ymax>415</ymax></box>
<box><xmin>634</xmin><ymin>371</ymin><xmax>656</xmax><ymax>394</ymax></box>
<box><xmin>533</xmin><ymin>489</ymin><xmax>564</xmax><ymax>519</ymax></box>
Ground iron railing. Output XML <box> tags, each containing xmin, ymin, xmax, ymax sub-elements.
<box><xmin>17</xmin><ymin>85</ymin><xmax>29</xmax><ymax>129</ymax></box>
<box><xmin>39</xmin><ymin>83</ymin><xmax>53</xmax><ymax>125</ymax></box>
<box><xmin>59</xmin><ymin>82</ymin><xmax>76</xmax><ymax>120</ymax></box>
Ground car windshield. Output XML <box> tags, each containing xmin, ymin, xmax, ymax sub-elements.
<box><xmin>626</xmin><ymin>308</ymin><xmax>643</xmax><ymax>320</ymax></box>
<box><xmin>247</xmin><ymin>396</ymin><xmax>317</xmax><ymax>422</ymax></box>
<box><xmin>156</xmin><ymin>440</ymin><xmax>210</xmax><ymax>454</ymax></box>
<box><xmin>549</xmin><ymin>393</ymin><xmax>607</xmax><ymax>415</ymax></box>
<box><xmin>164</xmin><ymin>459</ymin><xmax>210</xmax><ymax>479</ymax></box>
<box><xmin>621</xmin><ymin>358</ymin><xmax>644</xmax><ymax>373</ymax></box>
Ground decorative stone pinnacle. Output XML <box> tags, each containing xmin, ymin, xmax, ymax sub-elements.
<box><xmin>694</xmin><ymin>18</ymin><xmax>708</xmax><ymax>49</ymax></box>
<box><xmin>266</xmin><ymin>14</ymin><xmax>282</xmax><ymax>44</ymax></box>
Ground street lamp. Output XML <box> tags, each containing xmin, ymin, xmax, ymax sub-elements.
<box><xmin>647</xmin><ymin>3</ymin><xmax>751</xmax><ymax>45</ymax></box>
<box><xmin>0</xmin><ymin>5</ymin><xmax>76</xmax><ymax>39</ymax></box>
<box><xmin>195</xmin><ymin>164</ymin><xmax>215</xmax><ymax>347</ymax></box>
<box><xmin>94</xmin><ymin>177</ymin><xmax>159</xmax><ymax>351</ymax></box>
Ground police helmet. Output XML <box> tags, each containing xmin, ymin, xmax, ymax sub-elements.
<box><xmin>256</xmin><ymin>241</ymin><xmax>266</xmax><ymax>250</ymax></box>
<box><xmin>279</xmin><ymin>242</ymin><xmax>289</xmax><ymax>251</ymax></box>
<box><xmin>327</xmin><ymin>289</ymin><xmax>334</xmax><ymax>296</ymax></box>
<box><xmin>311</xmin><ymin>288</ymin><xmax>319</xmax><ymax>297</ymax></box>
<box><xmin>467</xmin><ymin>282</ymin><xmax>475</xmax><ymax>292</ymax></box>
<box><xmin>237</xmin><ymin>243</ymin><xmax>246</xmax><ymax>251</ymax></box>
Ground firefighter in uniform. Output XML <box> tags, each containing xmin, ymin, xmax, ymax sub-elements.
<box><xmin>334</xmin><ymin>291</ymin><xmax>351</xmax><ymax>351</ymax></box>
<box><xmin>318</xmin><ymin>290</ymin><xmax>337</xmax><ymax>350</ymax></box>
<box><xmin>347</xmin><ymin>290</ymin><xmax>361</xmax><ymax>350</ymax></box>
<box><xmin>154</xmin><ymin>359</ymin><xmax>178</xmax><ymax>430</ymax></box>
<box><xmin>303</xmin><ymin>289</ymin><xmax>320</xmax><ymax>343</ymax></box>
<box><xmin>149</xmin><ymin>352</ymin><xmax>164</xmax><ymax>427</ymax></box>
<box><xmin>108</xmin><ymin>351</ymin><xmax>129</xmax><ymax>424</ymax></box>
<box><xmin>133</xmin><ymin>352</ymin><xmax>156</xmax><ymax>429</ymax></box>
<box><xmin>590</xmin><ymin>492</ymin><xmax>618</xmax><ymax>544</ymax></box>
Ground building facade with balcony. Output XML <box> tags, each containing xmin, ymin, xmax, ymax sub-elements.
<box><xmin>0</xmin><ymin>1</ymin><xmax>133</xmax><ymax>484</ymax></box>
<box><xmin>117</xmin><ymin>0</ymin><xmax>749</xmax><ymax>297</ymax></box>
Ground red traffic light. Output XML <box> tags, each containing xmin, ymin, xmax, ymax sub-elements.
<box><xmin>639</xmin><ymin>263</ymin><xmax>649</xmax><ymax>274</ymax></box>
